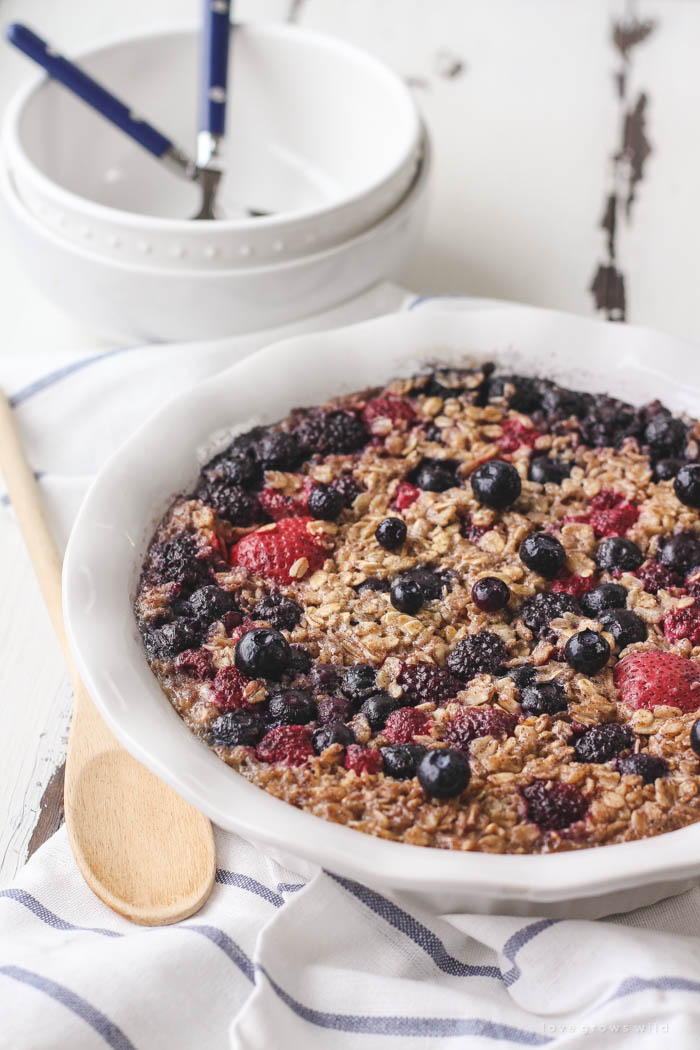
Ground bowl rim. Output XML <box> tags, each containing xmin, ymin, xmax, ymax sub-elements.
<box><xmin>63</xmin><ymin>305</ymin><xmax>700</xmax><ymax>903</ymax></box>
<box><xmin>3</xmin><ymin>21</ymin><xmax>422</xmax><ymax>235</ymax></box>
<box><xmin>0</xmin><ymin>130</ymin><xmax>430</xmax><ymax>278</ymax></box>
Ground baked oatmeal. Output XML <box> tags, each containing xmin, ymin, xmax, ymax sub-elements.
<box><xmin>134</xmin><ymin>363</ymin><xmax>700</xmax><ymax>854</ymax></box>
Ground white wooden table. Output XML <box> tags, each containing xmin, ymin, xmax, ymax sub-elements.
<box><xmin>2</xmin><ymin>0</ymin><xmax>699</xmax><ymax>885</ymax></box>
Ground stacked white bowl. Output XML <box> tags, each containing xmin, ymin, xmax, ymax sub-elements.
<box><xmin>1</xmin><ymin>23</ymin><xmax>429</xmax><ymax>341</ymax></box>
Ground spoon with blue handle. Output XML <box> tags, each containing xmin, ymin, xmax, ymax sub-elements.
<box><xmin>5</xmin><ymin>22</ymin><xmax>266</xmax><ymax>219</ymax></box>
<box><xmin>194</xmin><ymin>0</ymin><xmax>230</xmax><ymax>219</ymax></box>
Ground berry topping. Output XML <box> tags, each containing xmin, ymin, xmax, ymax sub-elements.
<box><xmin>258</xmin><ymin>484</ymin><xmax>310</xmax><ymax>522</ymax></box>
<box><xmin>645</xmin><ymin>414</ymin><xmax>687</xmax><ymax>459</ymax></box>
<box><xmin>523</xmin><ymin>781</ymin><xmax>587</xmax><ymax>830</ymax></box>
<box><xmin>410</xmin><ymin>458</ymin><xmax>459</xmax><ymax>493</ymax></box>
<box><xmin>375</xmin><ymin>516</ymin><xmax>408</xmax><ymax>551</ymax></box>
<box><xmin>528</xmin><ymin>456</ymin><xmax>570</xmax><ymax>485</ymax></box>
<box><xmin>251</xmin><ymin>593</ymin><xmax>303</xmax><ymax>632</ymax></box>
<box><xmin>235</xmin><ymin>627</ymin><xmax>291</xmax><ymax>680</ymax></box>
<box><xmin>332</xmin><ymin>474</ymin><xmax>363</xmax><ymax>507</ymax></box>
<box><xmin>574</xmin><ymin>723</ymin><xmax>634</xmax><ymax>763</ymax></box>
<box><xmin>202</xmin><ymin>445</ymin><xmax>260</xmax><ymax>490</ymax></box>
<box><xmin>312</xmin><ymin>723</ymin><xmax>355</xmax><ymax>754</ymax></box>
<box><xmin>691</xmin><ymin>718</ymin><xmax>700</xmax><ymax>756</ymax></box>
<box><xmin>599</xmin><ymin>608</ymin><xmax>647</xmax><ymax>649</ymax></box>
<box><xmin>595</xmin><ymin>536</ymin><xmax>644</xmax><ymax>573</ymax></box>
<box><xmin>267</xmin><ymin>688</ymin><xmax>317</xmax><ymax>726</ymax></box>
<box><xmin>307</xmin><ymin>484</ymin><xmax>343</xmax><ymax>521</ymax></box>
<box><xmin>145</xmin><ymin>619</ymin><xmax>201</xmax><ymax>658</ymax></box>
<box><xmin>520</xmin><ymin>591</ymin><xmax>580</xmax><ymax>636</ymax></box>
<box><xmin>659</xmin><ymin>533</ymin><xmax>700</xmax><ymax>575</ymax></box>
<box><xmin>189</xmin><ymin>585</ymin><xmax>239</xmax><ymax>627</ymax></box>
<box><xmin>294</xmin><ymin>410</ymin><xmax>368</xmax><ymax>456</ymax></box>
<box><xmin>381</xmin><ymin>744</ymin><xmax>426</xmax><ymax>780</ymax></box>
<box><xmin>383</xmin><ymin>707</ymin><xmax>428</xmax><ymax>744</ymax></box>
<box><xmin>211</xmin><ymin>709</ymin><xmax>265</xmax><ymax>748</ymax></box>
<box><xmin>614</xmin><ymin>650</ymin><xmax>700</xmax><ymax>712</ymax></box>
<box><xmin>487</xmin><ymin>374</ymin><xmax>541</xmax><ymax>413</ymax></box>
<box><xmin>445</xmin><ymin>707</ymin><xmax>517</xmax><ymax>751</ymax></box>
<box><xmin>174</xmin><ymin>648</ymin><xmax>214</xmax><ymax>680</ymax></box>
<box><xmin>580</xmin><ymin>583</ymin><xmax>628</xmax><ymax>617</ymax></box>
<box><xmin>654</xmin><ymin>458</ymin><xmax>682</xmax><ymax>481</ymax></box>
<box><xmin>310</xmin><ymin>664</ymin><xmax>341</xmax><ymax>695</ymax></box>
<box><xmin>289</xmin><ymin>645</ymin><xmax>312</xmax><ymax>672</ymax></box>
<box><xmin>447</xmin><ymin>631</ymin><xmax>507</xmax><ymax>680</ymax></box>
<box><xmin>392</xmin><ymin>481</ymin><xmax>421</xmax><ymax>509</ymax></box>
<box><xmin>637</xmin><ymin>559</ymin><xmax>680</xmax><ymax>594</ymax></box>
<box><xmin>344</xmin><ymin>745</ymin><xmax>383</xmax><ymax>775</ymax></box>
<box><xmin>356</xmin><ymin>576</ymin><xmax>391</xmax><ymax>593</ymax></box>
<box><xmin>663</xmin><ymin>602</ymin><xmax>700</xmax><ymax>645</ymax></box>
<box><xmin>564</xmin><ymin>629</ymin><xmax>611</xmax><ymax>675</ymax></box>
<box><xmin>498</xmin><ymin>418</ymin><xmax>539</xmax><ymax>453</ymax></box>
<box><xmin>390</xmin><ymin>574</ymin><xmax>424</xmax><ymax>614</ymax></box>
<box><xmin>550</xmin><ymin>572</ymin><xmax>596</xmax><ymax>600</ymax></box>
<box><xmin>417</xmin><ymin>749</ymin><xmax>471</xmax><ymax>798</ymax></box>
<box><xmin>519</xmin><ymin>533</ymin><xmax>566</xmax><ymax>578</ymax></box>
<box><xmin>470</xmin><ymin>459</ymin><xmax>522</xmax><ymax>509</ymax></box>
<box><xmin>360</xmin><ymin>692</ymin><xmax>401</xmax><ymax>730</ymax></box>
<box><xmin>196</xmin><ymin>479</ymin><xmax>263</xmax><ymax>526</ymax></box>
<box><xmin>506</xmin><ymin>663</ymin><xmax>537</xmax><ymax>687</ymax></box>
<box><xmin>256</xmin><ymin>725</ymin><xmax>314</xmax><ymax>766</ymax></box>
<box><xmin>471</xmin><ymin>576</ymin><xmax>510</xmax><ymax>612</ymax></box>
<box><xmin>617</xmin><ymin>753</ymin><xmax>668</xmax><ymax>783</ymax></box>
<box><xmin>254</xmin><ymin>430</ymin><xmax>302</xmax><ymax>471</ymax></box>
<box><xmin>520</xmin><ymin>680</ymin><xmax>568</xmax><ymax>716</ymax></box>
<box><xmin>146</xmin><ymin>534</ymin><xmax>211</xmax><ymax>593</ymax></box>
<box><xmin>397</xmin><ymin>662</ymin><xmax>459</xmax><ymax>706</ymax></box>
<box><xmin>540</xmin><ymin>383</ymin><xmax>587</xmax><ymax>420</ymax></box>
<box><xmin>585</xmin><ymin>490</ymin><xmax>639</xmax><ymax>538</ymax></box>
<box><xmin>231</xmin><ymin>516</ymin><xmax>328</xmax><ymax>583</ymax></box>
<box><xmin>340</xmin><ymin>664</ymin><xmax>378</xmax><ymax>703</ymax></box>
<box><xmin>212</xmin><ymin>666</ymin><xmax>251</xmax><ymax>708</ymax></box>
<box><xmin>316</xmin><ymin>695</ymin><xmax>354</xmax><ymax>725</ymax></box>
<box><xmin>361</xmin><ymin>395</ymin><xmax>416</xmax><ymax>433</ymax></box>
<box><xmin>674</xmin><ymin>464</ymin><xmax>700</xmax><ymax>508</ymax></box>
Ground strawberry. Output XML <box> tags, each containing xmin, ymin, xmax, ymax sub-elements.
<box><xmin>259</xmin><ymin>477</ymin><xmax>313</xmax><ymax>521</ymax></box>
<box><xmin>231</xmin><ymin>516</ymin><xmax>329</xmax><ymax>583</ymax></box>
<box><xmin>663</xmin><ymin>603</ymin><xmax>700</xmax><ymax>646</ymax></box>
<box><xmin>344</xmin><ymin>745</ymin><xmax>383</xmax><ymax>775</ymax></box>
<box><xmin>256</xmin><ymin>725</ymin><xmax>314</xmax><ymax>766</ymax></box>
<box><xmin>391</xmin><ymin>481</ymin><xmax>420</xmax><ymax>510</ymax></box>
<box><xmin>382</xmin><ymin>707</ymin><xmax>428</xmax><ymax>744</ymax></box>
<box><xmin>614</xmin><ymin>650</ymin><xmax>700</xmax><ymax>712</ymax></box>
<box><xmin>361</xmin><ymin>395</ymin><xmax>416</xmax><ymax>434</ymax></box>
<box><xmin>498</xmin><ymin>418</ymin><xmax>539</xmax><ymax>454</ymax></box>
<box><xmin>551</xmin><ymin>571</ymin><xmax>597</xmax><ymax>599</ymax></box>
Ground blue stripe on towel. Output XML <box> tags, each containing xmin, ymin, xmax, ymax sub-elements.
<box><xmin>501</xmin><ymin>920</ymin><xmax>561</xmax><ymax>986</ymax></box>
<box><xmin>215</xmin><ymin>868</ymin><xmax>285</xmax><ymax>907</ymax></box>
<box><xmin>9</xmin><ymin>345</ymin><xmax>138</xmax><ymax>406</ymax></box>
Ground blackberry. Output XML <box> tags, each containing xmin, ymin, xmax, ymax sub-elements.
<box><xmin>564</xmin><ymin>629</ymin><xmax>611</xmax><ymax>675</ymax></box>
<box><xmin>519</xmin><ymin>533</ymin><xmax>566</xmax><ymax>578</ymax></box>
<box><xmin>195</xmin><ymin>478</ymin><xmax>262</xmax><ymax>526</ymax></box>
<box><xmin>252</xmin><ymin>593</ymin><xmax>303</xmax><ymax>631</ymax></box>
<box><xmin>445</xmin><ymin>707</ymin><xmax>517</xmax><ymax>751</ymax></box>
<box><xmin>340</xmin><ymin>664</ymin><xmax>378</xmax><ymax>703</ymax></box>
<box><xmin>312</xmin><ymin>723</ymin><xmax>355</xmax><ymax>754</ymax></box>
<box><xmin>506</xmin><ymin>664</ymin><xmax>536</xmax><ymax>688</ymax></box>
<box><xmin>470</xmin><ymin>459</ymin><xmax>522</xmax><ymax>509</ymax></box>
<box><xmin>598</xmin><ymin>609</ymin><xmax>647</xmax><ymax>649</ymax></box>
<box><xmin>580</xmin><ymin>583</ymin><xmax>627</xmax><ymax>618</ymax></box>
<box><xmin>417</xmin><ymin>749</ymin><xmax>470</xmax><ymax>798</ymax></box>
<box><xmin>410</xmin><ymin>458</ymin><xmax>459</xmax><ymax>493</ymax></box>
<box><xmin>210</xmin><ymin>709</ymin><xmax>265</xmax><ymax>748</ymax></box>
<box><xmin>574</xmin><ymin>723</ymin><xmax>634</xmax><ymax>763</ymax></box>
<box><xmin>144</xmin><ymin>619</ymin><xmax>201</xmax><ymax>658</ymax></box>
<box><xmin>189</xmin><ymin>585</ymin><xmax>239</xmax><ymax>627</ymax></box>
<box><xmin>447</xmin><ymin>631</ymin><xmax>507</xmax><ymax>680</ymax></box>
<box><xmin>294</xmin><ymin>410</ymin><xmax>369</xmax><ymax>455</ymax></box>
<box><xmin>317</xmin><ymin>695</ymin><xmax>353</xmax><ymax>725</ymax></box>
<box><xmin>595</xmin><ymin>537</ymin><xmax>644</xmax><ymax>573</ymax></box>
<box><xmin>381</xmin><ymin>744</ymin><xmax>426</xmax><ymax>780</ymax></box>
<box><xmin>578</xmin><ymin>395</ymin><xmax>644</xmax><ymax>449</ymax></box>
<box><xmin>520</xmin><ymin>591</ymin><xmax>580</xmax><ymax>637</ymax></box>
<box><xmin>146</xmin><ymin>534</ymin><xmax>211</xmax><ymax>593</ymax></box>
<box><xmin>309</xmin><ymin>664</ymin><xmax>341</xmax><ymax>695</ymax></box>
<box><xmin>253</xmin><ymin>430</ymin><xmax>302</xmax><ymax>471</ymax></box>
<box><xmin>288</xmin><ymin>645</ymin><xmax>312</xmax><ymax>672</ymax></box>
<box><xmin>360</xmin><ymin>692</ymin><xmax>400</xmax><ymax>730</ymax></box>
<box><xmin>235</xmin><ymin>628</ymin><xmax>291</xmax><ymax>680</ymax></box>
<box><xmin>331</xmin><ymin>475</ymin><xmax>363</xmax><ymax>507</ymax></box>
<box><xmin>520</xmin><ymin>681</ymin><xmax>568</xmax><ymax>716</ymax></box>
<box><xmin>486</xmin><ymin>374</ymin><xmax>541</xmax><ymax>413</ymax></box>
<box><xmin>267</xmin><ymin>688</ymin><xmax>317</xmax><ymax>726</ymax></box>
<box><xmin>397</xmin><ymin>662</ymin><xmax>459</xmax><ymax>706</ymax></box>
<box><xmin>523</xmin><ymin>781</ymin><xmax>587</xmax><ymax>830</ymax></box>
<box><xmin>617</xmin><ymin>753</ymin><xmax>668</xmax><ymax>783</ymax></box>
<box><xmin>307</xmin><ymin>484</ymin><xmax>343</xmax><ymax>521</ymax></box>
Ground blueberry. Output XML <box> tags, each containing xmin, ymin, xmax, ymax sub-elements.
<box><xmin>417</xmin><ymin>749</ymin><xmax>471</xmax><ymax>798</ymax></box>
<box><xmin>580</xmin><ymin>583</ymin><xmax>628</xmax><ymax>617</ymax></box>
<box><xmin>145</xmin><ymin>619</ymin><xmax>200</xmax><ymax>658</ymax></box>
<box><xmin>617</xmin><ymin>753</ymin><xmax>668</xmax><ymax>783</ymax></box>
<box><xmin>564</xmin><ymin>629</ymin><xmax>611</xmax><ymax>675</ymax></box>
<box><xmin>254</xmin><ymin>430</ymin><xmax>301</xmax><ymax>470</ymax></box>
<box><xmin>645</xmin><ymin>415</ymin><xmax>687</xmax><ymax>458</ymax></box>
<box><xmin>360</xmin><ymin>692</ymin><xmax>400</xmax><ymax>730</ymax></box>
<box><xmin>471</xmin><ymin>576</ymin><xmax>510</xmax><ymax>612</ymax></box>
<box><xmin>674</xmin><ymin>464</ymin><xmax>700</xmax><ymax>508</ymax></box>
<box><xmin>574</xmin><ymin>723</ymin><xmax>634</xmax><ymax>763</ymax></box>
<box><xmin>659</xmin><ymin>533</ymin><xmax>700</xmax><ymax>575</ymax></box>
<box><xmin>506</xmin><ymin>664</ymin><xmax>537</xmax><ymax>688</ymax></box>
<box><xmin>528</xmin><ymin>456</ymin><xmax>571</xmax><ymax>485</ymax></box>
<box><xmin>307</xmin><ymin>484</ymin><xmax>343</xmax><ymax>521</ymax></box>
<box><xmin>288</xmin><ymin>644</ymin><xmax>312</xmax><ymax>672</ymax></box>
<box><xmin>403</xmin><ymin>567</ymin><xmax>448</xmax><ymax>601</ymax></box>
<box><xmin>375</xmin><ymin>517</ymin><xmax>408</xmax><ymax>551</ymax></box>
<box><xmin>309</xmin><ymin>664</ymin><xmax>341</xmax><ymax>695</ymax></box>
<box><xmin>599</xmin><ymin>608</ymin><xmax>647</xmax><ymax>649</ymax></box>
<box><xmin>189</xmin><ymin>585</ymin><xmax>239</xmax><ymax>626</ymax></box>
<box><xmin>235</xmin><ymin>628</ymin><xmax>291</xmax><ymax>680</ymax></box>
<box><xmin>411</xmin><ymin>458</ymin><xmax>458</xmax><ymax>493</ymax></box>
<box><xmin>252</xmin><ymin>593</ymin><xmax>303</xmax><ymax>632</ymax></box>
<box><xmin>595</xmin><ymin>537</ymin><xmax>644</xmax><ymax>573</ymax></box>
<box><xmin>520</xmin><ymin>681</ymin><xmax>568</xmax><ymax>716</ymax></box>
<box><xmin>317</xmin><ymin>695</ymin><xmax>353</xmax><ymax>724</ymax></box>
<box><xmin>210</xmin><ymin>709</ymin><xmax>265</xmax><ymax>748</ymax></box>
<box><xmin>381</xmin><ymin>744</ymin><xmax>426</xmax><ymax>780</ymax></box>
<box><xmin>654</xmin><ymin>457</ymin><xmax>682</xmax><ymax>482</ymax></box>
<box><xmin>267</xmin><ymin>688</ymin><xmax>316</xmax><ymax>726</ymax></box>
<box><xmin>312</xmin><ymin>723</ymin><xmax>355</xmax><ymax>754</ymax></box>
<box><xmin>691</xmin><ymin>718</ymin><xmax>700</xmax><ymax>757</ymax></box>
<box><xmin>521</xmin><ymin>592</ymin><xmax>581</xmax><ymax>636</ymax></box>
<box><xmin>470</xmin><ymin>459</ymin><xmax>522</xmax><ymax>509</ymax></box>
<box><xmin>390</xmin><ymin>575</ymin><xmax>424</xmax><ymax>614</ymax></box>
<box><xmin>519</xmin><ymin>534</ymin><xmax>566</xmax><ymax>578</ymax></box>
<box><xmin>340</xmin><ymin>664</ymin><xmax>378</xmax><ymax>703</ymax></box>
<box><xmin>447</xmin><ymin>631</ymin><xmax>507</xmax><ymax>680</ymax></box>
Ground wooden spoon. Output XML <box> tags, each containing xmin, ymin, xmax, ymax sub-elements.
<box><xmin>0</xmin><ymin>391</ymin><xmax>216</xmax><ymax>925</ymax></box>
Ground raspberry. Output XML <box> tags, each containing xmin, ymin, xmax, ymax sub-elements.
<box><xmin>344</xmin><ymin>745</ymin><xmax>383</xmax><ymax>775</ymax></box>
<box><xmin>259</xmin><ymin>481</ymin><xmax>312</xmax><ymax>521</ymax></box>
<box><xmin>175</xmin><ymin>648</ymin><xmax>214</xmax><ymax>680</ymax></box>
<box><xmin>447</xmin><ymin>632</ymin><xmax>507</xmax><ymax>680</ymax></box>
<box><xmin>212</xmin><ymin>666</ymin><xmax>251</xmax><ymax>709</ymax></box>
<box><xmin>231</xmin><ymin>516</ymin><xmax>329</xmax><ymax>583</ymax></box>
<box><xmin>587</xmin><ymin>490</ymin><xmax>639</xmax><ymax>538</ymax></box>
<box><xmin>523</xmin><ymin>781</ymin><xmax>587</xmax><ymax>830</ymax></box>
<box><xmin>382</xmin><ymin>707</ymin><xmax>428</xmax><ymax>744</ymax></box>
<box><xmin>663</xmin><ymin>602</ymin><xmax>700</xmax><ymax>645</ymax></box>
<box><xmin>551</xmin><ymin>572</ymin><xmax>597</xmax><ymax>599</ymax></box>
<box><xmin>256</xmin><ymin>725</ymin><xmax>314</xmax><ymax>766</ymax></box>
<box><xmin>637</xmin><ymin>560</ymin><xmax>680</xmax><ymax>594</ymax></box>
<box><xmin>397</xmin><ymin>662</ymin><xmax>459</xmax><ymax>706</ymax></box>
<box><xmin>361</xmin><ymin>395</ymin><xmax>416</xmax><ymax>434</ymax></box>
<box><xmin>294</xmin><ymin>410</ymin><xmax>368</xmax><ymax>456</ymax></box>
<box><xmin>615</xmin><ymin>650</ymin><xmax>700</xmax><ymax>712</ymax></box>
<box><xmin>498</xmin><ymin>418</ymin><xmax>539</xmax><ymax>453</ymax></box>
<box><xmin>391</xmin><ymin>482</ymin><xmax>420</xmax><ymax>510</ymax></box>
<box><xmin>445</xmin><ymin>707</ymin><xmax>517</xmax><ymax>752</ymax></box>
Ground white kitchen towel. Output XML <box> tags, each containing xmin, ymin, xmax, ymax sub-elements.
<box><xmin>3</xmin><ymin>287</ymin><xmax>700</xmax><ymax>1049</ymax></box>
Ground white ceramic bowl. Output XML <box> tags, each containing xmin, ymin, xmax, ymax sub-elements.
<box><xmin>3</xmin><ymin>24</ymin><xmax>422</xmax><ymax>268</ymax></box>
<box><xmin>0</xmin><ymin>137</ymin><xmax>428</xmax><ymax>341</ymax></box>
<box><xmin>63</xmin><ymin>306</ymin><xmax>700</xmax><ymax>918</ymax></box>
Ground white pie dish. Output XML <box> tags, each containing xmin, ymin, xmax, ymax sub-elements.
<box><xmin>63</xmin><ymin>306</ymin><xmax>700</xmax><ymax>918</ymax></box>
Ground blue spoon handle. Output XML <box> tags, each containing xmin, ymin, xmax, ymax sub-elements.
<box><xmin>6</xmin><ymin>22</ymin><xmax>177</xmax><ymax>160</ymax></box>
<box><xmin>200</xmin><ymin>0</ymin><xmax>231</xmax><ymax>137</ymax></box>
